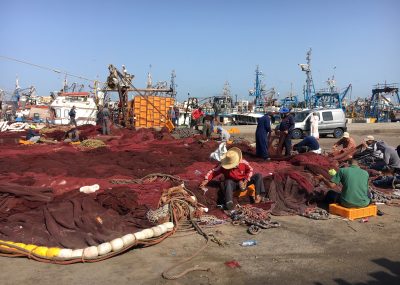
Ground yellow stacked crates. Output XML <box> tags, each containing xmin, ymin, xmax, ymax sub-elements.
<box><xmin>133</xmin><ymin>96</ymin><xmax>174</xmax><ymax>128</ymax></box>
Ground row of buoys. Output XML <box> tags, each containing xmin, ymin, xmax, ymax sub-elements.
<box><xmin>0</xmin><ymin>221</ymin><xmax>174</xmax><ymax>260</ymax></box>
<box><xmin>0</xmin><ymin>121</ymin><xmax>29</xmax><ymax>132</ymax></box>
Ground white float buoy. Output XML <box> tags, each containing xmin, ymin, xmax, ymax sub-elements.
<box><xmin>110</xmin><ymin>238</ymin><xmax>124</xmax><ymax>251</ymax></box>
<box><xmin>97</xmin><ymin>242</ymin><xmax>112</xmax><ymax>255</ymax></box>
<box><xmin>71</xmin><ymin>249</ymin><xmax>84</xmax><ymax>258</ymax></box>
<box><xmin>121</xmin><ymin>234</ymin><xmax>135</xmax><ymax>247</ymax></box>
<box><xmin>57</xmin><ymin>248</ymin><xmax>73</xmax><ymax>259</ymax></box>
<box><xmin>83</xmin><ymin>246</ymin><xmax>98</xmax><ymax>259</ymax></box>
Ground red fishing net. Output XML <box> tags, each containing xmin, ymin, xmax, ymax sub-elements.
<box><xmin>0</xmin><ymin>125</ymin><xmax>337</xmax><ymax>247</ymax></box>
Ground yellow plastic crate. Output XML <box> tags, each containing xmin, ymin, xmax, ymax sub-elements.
<box><xmin>329</xmin><ymin>203</ymin><xmax>377</xmax><ymax>220</ymax></box>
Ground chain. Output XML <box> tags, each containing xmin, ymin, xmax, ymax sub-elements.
<box><xmin>146</xmin><ymin>204</ymin><xmax>170</xmax><ymax>224</ymax></box>
<box><xmin>229</xmin><ymin>204</ymin><xmax>280</xmax><ymax>233</ymax></box>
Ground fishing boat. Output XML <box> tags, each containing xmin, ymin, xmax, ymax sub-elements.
<box><xmin>50</xmin><ymin>92</ymin><xmax>98</xmax><ymax>126</ymax></box>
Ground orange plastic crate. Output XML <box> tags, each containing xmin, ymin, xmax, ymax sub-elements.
<box><xmin>234</xmin><ymin>184</ymin><xmax>255</xmax><ymax>198</ymax></box>
<box><xmin>329</xmin><ymin>203</ymin><xmax>377</xmax><ymax>220</ymax></box>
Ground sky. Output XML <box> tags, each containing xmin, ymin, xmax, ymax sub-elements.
<box><xmin>0</xmin><ymin>0</ymin><xmax>399</xmax><ymax>102</ymax></box>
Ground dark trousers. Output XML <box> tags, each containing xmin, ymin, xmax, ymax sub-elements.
<box><xmin>102</xmin><ymin>119</ymin><xmax>111</xmax><ymax>135</ymax></box>
<box><xmin>203</xmin><ymin>120</ymin><xmax>211</xmax><ymax>138</ymax></box>
<box><xmin>224</xmin><ymin>173</ymin><xmax>265</xmax><ymax>203</ymax></box>
<box><xmin>70</xmin><ymin>117</ymin><xmax>77</xmax><ymax>127</ymax></box>
<box><xmin>283</xmin><ymin>135</ymin><xmax>292</xmax><ymax>156</ymax></box>
<box><xmin>373</xmin><ymin>175</ymin><xmax>400</xmax><ymax>188</ymax></box>
<box><xmin>293</xmin><ymin>145</ymin><xmax>309</xmax><ymax>153</ymax></box>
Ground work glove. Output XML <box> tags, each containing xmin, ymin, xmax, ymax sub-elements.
<box><xmin>239</xmin><ymin>180</ymin><xmax>247</xmax><ymax>191</ymax></box>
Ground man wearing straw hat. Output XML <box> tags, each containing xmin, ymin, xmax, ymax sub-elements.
<box><xmin>331</xmin><ymin>132</ymin><xmax>357</xmax><ymax>161</ymax></box>
<box><xmin>200</xmin><ymin>147</ymin><xmax>266</xmax><ymax>210</ymax></box>
<box><xmin>332</xmin><ymin>132</ymin><xmax>356</xmax><ymax>152</ymax></box>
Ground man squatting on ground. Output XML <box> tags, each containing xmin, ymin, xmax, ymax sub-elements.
<box><xmin>199</xmin><ymin>147</ymin><xmax>266</xmax><ymax>210</ymax></box>
<box><xmin>364</xmin><ymin>135</ymin><xmax>400</xmax><ymax>174</ymax></box>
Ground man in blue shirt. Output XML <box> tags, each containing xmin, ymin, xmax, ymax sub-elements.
<box><xmin>256</xmin><ymin>113</ymin><xmax>271</xmax><ymax>160</ymax></box>
<box><xmin>293</xmin><ymin>136</ymin><xmax>320</xmax><ymax>153</ymax></box>
<box><xmin>278</xmin><ymin>107</ymin><xmax>295</xmax><ymax>156</ymax></box>
<box><xmin>26</xmin><ymin>125</ymin><xmax>41</xmax><ymax>143</ymax></box>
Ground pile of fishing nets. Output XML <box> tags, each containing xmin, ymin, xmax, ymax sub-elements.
<box><xmin>0</xmin><ymin>126</ymin><xmax>339</xmax><ymax>262</ymax></box>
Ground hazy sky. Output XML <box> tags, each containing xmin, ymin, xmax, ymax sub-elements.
<box><xmin>0</xmin><ymin>0</ymin><xmax>399</xmax><ymax>102</ymax></box>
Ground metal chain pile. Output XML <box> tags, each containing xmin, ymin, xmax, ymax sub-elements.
<box><xmin>229</xmin><ymin>204</ymin><xmax>280</xmax><ymax>235</ymax></box>
<box><xmin>371</xmin><ymin>188</ymin><xmax>400</xmax><ymax>204</ymax></box>
<box><xmin>301</xmin><ymin>207</ymin><xmax>330</xmax><ymax>220</ymax></box>
<box><xmin>198</xmin><ymin>215</ymin><xmax>226</xmax><ymax>226</ymax></box>
<box><xmin>171</xmin><ymin>128</ymin><xmax>199</xmax><ymax>139</ymax></box>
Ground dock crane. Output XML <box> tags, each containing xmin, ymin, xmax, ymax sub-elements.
<box><xmin>104</xmin><ymin>64</ymin><xmax>174</xmax><ymax>127</ymax></box>
<box><xmin>299</xmin><ymin>49</ymin><xmax>351</xmax><ymax>109</ymax></box>
<box><xmin>365</xmin><ymin>83</ymin><xmax>399</xmax><ymax>122</ymax></box>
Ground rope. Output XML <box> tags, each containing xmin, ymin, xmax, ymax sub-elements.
<box><xmin>110</xmin><ymin>173</ymin><xmax>183</xmax><ymax>184</ymax></box>
<box><xmin>0</xmin><ymin>55</ymin><xmax>104</xmax><ymax>84</ymax></box>
<box><xmin>161</xmin><ymin>200</ymin><xmax>211</xmax><ymax>280</ymax></box>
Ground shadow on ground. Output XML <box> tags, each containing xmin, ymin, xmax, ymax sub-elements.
<box><xmin>315</xmin><ymin>258</ymin><xmax>400</xmax><ymax>285</ymax></box>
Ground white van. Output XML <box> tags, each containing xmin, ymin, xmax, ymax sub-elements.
<box><xmin>292</xmin><ymin>108</ymin><xmax>347</xmax><ymax>139</ymax></box>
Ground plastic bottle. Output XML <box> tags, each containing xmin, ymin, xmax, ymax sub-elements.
<box><xmin>240</xmin><ymin>240</ymin><xmax>257</xmax><ymax>247</ymax></box>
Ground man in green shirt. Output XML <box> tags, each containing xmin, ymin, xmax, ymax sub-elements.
<box><xmin>328</xmin><ymin>159</ymin><xmax>371</xmax><ymax>208</ymax></box>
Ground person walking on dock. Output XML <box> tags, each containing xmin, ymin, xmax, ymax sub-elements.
<box><xmin>69</xmin><ymin>106</ymin><xmax>77</xmax><ymax>127</ymax></box>
<box><xmin>310</xmin><ymin>112</ymin><xmax>319</xmax><ymax>139</ymax></box>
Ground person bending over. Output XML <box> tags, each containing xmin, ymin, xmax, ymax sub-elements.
<box><xmin>293</xmin><ymin>135</ymin><xmax>321</xmax><ymax>154</ymax></box>
<box><xmin>200</xmin><ymin>147</ymin><xmax>266</xmax><ymax>210</ymax></box>
<box><xmin>326</xmin><ymin>159</ymin><xmax>370</xmax><ymax>208</ymax></box>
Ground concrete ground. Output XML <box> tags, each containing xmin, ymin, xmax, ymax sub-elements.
<box><xmin>229</xmin><ymin>122</ymin><xmax>400</xmax><ymax>148</ymax></box>
<box><xmin>0</xmin><ymin>123</ymin><xmax>399</xmax><ymax>285</ymax></box>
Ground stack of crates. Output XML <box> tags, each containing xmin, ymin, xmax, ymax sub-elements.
<box><xmin>133</xmin><ymin>96</ymin><xmax>174</xmax><ymax>128</ymax></box>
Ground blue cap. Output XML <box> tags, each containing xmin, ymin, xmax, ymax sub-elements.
<box><xmin>279</xmin><ymin>107</ymin><xmax>290</xmax><ymax>114</ymax></box>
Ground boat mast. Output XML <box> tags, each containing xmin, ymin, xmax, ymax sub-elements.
<box><xmin>299</xmin><ymin>48</ymin><xmax>315</xmax><ymax>108</ymax></box>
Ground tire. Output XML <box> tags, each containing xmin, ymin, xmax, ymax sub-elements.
<box><xmin>292</xmin><ymin>129</ymin><xmax>303</xmax><ymax>139</ymax></box>
<box><xmin>333</xmin><ymin>128</ymin><xmax>344</xmax><ymax>138</ymax></box>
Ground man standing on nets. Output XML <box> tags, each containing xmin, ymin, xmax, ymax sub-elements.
<box><xmin>200</xmin><ymin>147</ymin><xmax>266</xmax><ymax>210</ymax></box>
<box><xmin>255</xmin><ymin>113</ymin><xmax>271</xmax><ymax>160</ymax></box>
<box><xmin>101</xmin><ymin>104</ymin><xmax>111</xmax><ymax>135</ymax></box>
<box><xmin>191</xmin><ymin>107</ymin><xmax>204</xmax><ymax>131</ymax></box>
<box><xmin>277</xmin><ymin>107</ymin><xmax>295</xmax><ymax>156</ymax></box>
<box><xmin>69</xmin><ymin>106</ymin><xmax>77</xmax><ymax>127</ymax></box>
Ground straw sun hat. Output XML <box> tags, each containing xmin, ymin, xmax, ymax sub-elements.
<box><xmin>220</xmin><ymin>147</ymin><xmax>242</xmax><ymax>169</ymax></box>
<box><xmin>365</xmin><ymin>135</ymin><xmax>375</xmax><ymax>141</ymax></box>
